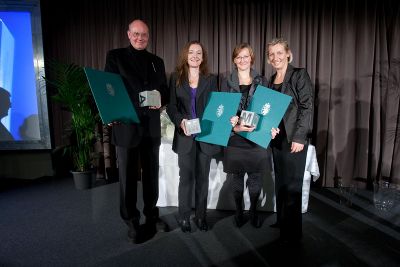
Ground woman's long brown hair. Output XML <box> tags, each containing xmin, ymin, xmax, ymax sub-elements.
<box><xmin>175</xmin><ymin>41</ymin><xmax>209</xmax><ymax>87</ymax></box>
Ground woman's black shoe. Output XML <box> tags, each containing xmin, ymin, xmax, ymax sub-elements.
<box><xmin>195</xmin><ymin>218</ymin><xmax>209</xmax><ymax>231</ymax></box>
<box><xmin>250</xmin><ymin>214</ymin><xmax>262</xmax><ymax>228</ymax></box>
<box><xmin>179</xmin><ymin>219</ymin><xmax>191</xmax><ymax>233</ymax></box>
<box><xmin>233</xmin><ymin>214</ymin><xmax>246</xmax><ymax>228</ymax></box>
<box><xmin>127</xmin><ymin>219</ymin><xmax>141</xmax><ymax>243</ymax></box>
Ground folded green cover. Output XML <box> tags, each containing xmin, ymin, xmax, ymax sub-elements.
<box><xmin>195</xmin><ymin>92</ymin><xmax>241</xmax><ymax>147</ymax></box>
<box><xmin>84</xmin><ymin>67</ymin><xmax>139</xmax><ymax>124</ymax></box>
<box><xmin>238</xmin><ymin>85</ymin><xmax>291</xmax><ymax>148</ymax></box>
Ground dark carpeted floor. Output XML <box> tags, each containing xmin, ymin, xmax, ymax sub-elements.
<box><xmin>0</xmin><ymin>176</ymin><xmax>399</xmax><ymax>267</ymax></box>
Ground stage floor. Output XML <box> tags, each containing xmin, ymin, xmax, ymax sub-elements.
<box><xmin>1</xmin><ymin>176</ymin><xmax>399</xmax><ymax>267</ymax></box>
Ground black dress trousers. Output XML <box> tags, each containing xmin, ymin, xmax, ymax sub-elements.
<box><xmin>177</xmin><ymin>141</ymin><xmax>211</xmax><ymax>220</ymax></box>
<box><xmin>272</xmin><ymin>134</ymin><xmax>308</xmax><ymax>241</ymax></box>
<box><xmin>116</xmin><ymin>136</ymin><xmax>160</xmax><ymax>223</ymax></box>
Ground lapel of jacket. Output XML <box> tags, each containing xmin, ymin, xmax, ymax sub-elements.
<box><xmin>282</xmin><ymin>64</ymin><xmax>294</xmax><ymax>94</ymax></box>
<box><xmin>268</xmin><ymin>73</ymin><xmax>276</xmax><ymax>88</ymax></box>
<box><xmin>196</xmin><ymin>75</ymin><xmax>208</xmax><ymax>99</ymax></box>
<box><xmin>227</xmin><ymin>69</ymin><xmax>240</xmax><ymax>93</ymax></box>
<box><xmin>181</xmin><ymin>78</ymin><xmax>192</xmax><ymax>98</ymax></box>
<box><xmin>249</xmin><ymin>68</ymin><xmax>260</xmax><ymax>97</ymax></box>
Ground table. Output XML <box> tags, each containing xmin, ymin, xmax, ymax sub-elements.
<box><xmin>157</xmin><ymin>138</ymin><xmax>320</xmax><ymax>213</ymax></box>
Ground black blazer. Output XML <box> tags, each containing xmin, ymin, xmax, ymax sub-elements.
<box><xmin>104</xmin><ymin>46</ymin><xmax>168</xmax><ymax>147</ymax></box>
<box><xmin>268</xmin><ymin>64</ymin><xmax>314</xmax><ymax>144</ymax></box>
<box><xmin>167</xmin><ymin>73</ymin><xmax>220</xmax><ymax>156</ymax></box>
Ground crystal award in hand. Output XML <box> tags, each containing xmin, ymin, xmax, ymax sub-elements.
<box><xmin>184</xmin><ymin>118</ymin><xmax>201</xmax><ymax>134</ymax></box>
<box><xmin>139</xmin><ymin>90</ymin><xmax>161</xmax><ymax>107</ymax></box>
<box><xmin>240</xmin><ymin>110</ymin><xmax>259</xmax><ymax>127</ymax></box>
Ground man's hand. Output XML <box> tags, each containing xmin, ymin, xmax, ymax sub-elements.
<box><xmin>149</xmin><ymin>105</ymin><xmax>161</xmax><ymax>110</ymax></box>
<box><xmin>149</xmin><ymin>90</ymin><xmax>161</xmax><ymax>109</ymax></box>
<box><xmin>107</xmin><ymin>121</ymin><xmax>121</xmax><ymax>127</ymax></box>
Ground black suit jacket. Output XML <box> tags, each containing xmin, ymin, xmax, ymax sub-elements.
<box><xmin>166</xmin><ymin>73</ymin><xmax>220</xmax><ymax>156</ymax></box>
<box><xmin>268</xmin><ymin>64</ymin><xmax>314</xmax><ymax>144</ymax></box>
<box><xmin>104</xmin><ymin>46</ymin><xmax>168</xmax><ymax>147</ymax></box>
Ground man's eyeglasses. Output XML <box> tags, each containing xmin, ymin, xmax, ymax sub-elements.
<box><xmin>131</xmin><ymin>32</ymin><xmax>149</xmax><ymax>38</ymax></box>
<box><xmin>235</xmin><ymin>55</ymin><xmax>250</xmax><ymax>62</ymax></box>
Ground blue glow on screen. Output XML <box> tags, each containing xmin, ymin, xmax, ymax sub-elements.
<box><xmin>0</xmin><ymin>11</ymin><xmax>39</xmax><ymax>141</ymax></box>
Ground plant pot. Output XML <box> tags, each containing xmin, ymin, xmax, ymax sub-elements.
<box><xmin>71</xmin><ymin>170</ymin><xmax>95</xmax><ymax>190</ymax></box>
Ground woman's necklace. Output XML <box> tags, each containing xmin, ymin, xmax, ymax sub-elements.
<box><xmin>189</xmin><ymin>71</ymin><xmax>199</xmax><ymax>88</ymax></box>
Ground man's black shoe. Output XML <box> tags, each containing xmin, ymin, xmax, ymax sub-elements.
<box><xmin>278</xmin><ymin>237</ymin><xmax>302</xmax><ymax>248</ymax></box>
<box><xmin>270</xmin><ymin>222</ymin><xmax>280</xmax><ymax>228</ymax></box>
<box><xmin>144</xmin><ymin>221</ymin><xmax>157</xmax><ymax>240</ymax></box>
<box><xmin>128</xmin><ymin>225</ymin><xmax>156</xmax><ymax>244</ymax></box>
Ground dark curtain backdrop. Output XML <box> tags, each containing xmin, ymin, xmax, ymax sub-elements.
<box><xmin>40</xmin><ymin>0</ymin><xmax>400</xmax><ymax>187</ymax></box>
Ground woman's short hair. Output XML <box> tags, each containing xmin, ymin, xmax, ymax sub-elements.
<box><xmin>231</xmin><ymin>43</ymin><xmax>255</xmax><ymax>66</ymax></box>
<box><xmin>267</xmin><ymin>38</ymin><xmax>293</xmax><ymax>63</ymax></box>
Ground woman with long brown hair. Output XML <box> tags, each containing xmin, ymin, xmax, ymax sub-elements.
<box><xmin>167</xmin><ymin>41</ymin><xmax>220</xmax><ymax>232</ymax></box>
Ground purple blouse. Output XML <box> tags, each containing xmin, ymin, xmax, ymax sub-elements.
<box><xmin>190</xmin><ymin>87</ymin><xmax>197</xmax><ymax>119</ymax></box>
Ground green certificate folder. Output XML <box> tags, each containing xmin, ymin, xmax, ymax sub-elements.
<box><xmin>84</xmin><ymin>67</ymin><xmax>139</xmax><ymax>124</ymax></box>
<box><xmin>195</xmin><ymin>92</ymin><xmax>241</xmax><ymax>147</ymax></box>
<box><xmin>238</xmin><ymin>85</ymin><xmax>292</xmax><ymax>148</ymax></box>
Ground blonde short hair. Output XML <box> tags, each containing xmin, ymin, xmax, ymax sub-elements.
<box><xmin>267</xmin><ymin>38</ymin><xmax>293</xmax><ymax>63</ymax></box>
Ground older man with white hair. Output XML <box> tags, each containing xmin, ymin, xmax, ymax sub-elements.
<box><xmin>105</xmin><ymin>19</ymin><xmax>168</xmax><ymax>244</ymax></box>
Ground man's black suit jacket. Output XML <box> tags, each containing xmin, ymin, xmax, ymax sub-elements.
<box><xmin>167</xmin><ymin>73</ymin><xmax>220</xmax><ymax>156</ymax></box>
<box><xmin>105</xmin><ymin>46</ymin><xmax>168</xmax><ymax>147</ymax></box>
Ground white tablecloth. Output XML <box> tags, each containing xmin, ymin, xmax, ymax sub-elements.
<box><xmin>157</xmin><ymin>138</ymin><xmax>320</xmax><ymax>213</ymax></box>
<box><xmin>302</xmin><ymin>144</ymin><xmax>320</xmax><ymax>212</ymax></box>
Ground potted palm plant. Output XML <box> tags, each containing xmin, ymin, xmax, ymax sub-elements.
<box><xmin>45</xmin><ymin>61</ymin><xmax>99</xmax><ymax>189</ymax></box>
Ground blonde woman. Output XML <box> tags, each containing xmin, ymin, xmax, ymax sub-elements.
<box><xmin>267</xmin><ymin>38</ymin><xmax>313</xmax><ymax>244</ymax></box>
